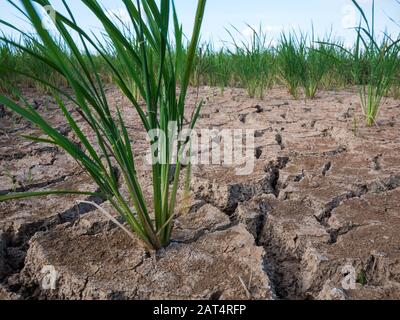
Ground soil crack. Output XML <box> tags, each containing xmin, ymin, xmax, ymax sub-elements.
<box><xmin>264</xmin><ymin>157</ymin><xmax>289</xmax><ymax>197</ymax></box>
<box><xmin>0</xmin><ymin>191</ymin><xmax>107</xmax><ymax>291</ymax></box>
<box><xmin>0</xmin><ymin>146</ymin><xmax>59</xmax><ymax>161</ymax></box>
<box><xmin>0</xmin><ymin>175</ymin><xmax>70</xmax><ymax>196</ymax></box>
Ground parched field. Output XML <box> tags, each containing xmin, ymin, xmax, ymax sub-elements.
<box><xmin>1</xmin><ymin>86</ymin><xmax>400</xmax><ymax>300</ymax></box>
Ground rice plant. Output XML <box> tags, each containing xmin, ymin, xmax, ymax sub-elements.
<box><xmin>0</xmin><ymin>38</ymin><xmax>18</xmax><ymax>93</ymax></box>
<box><xmin>350</xmin><ymin>0</ymin><xmax>400</xmax><ymax>126</ymax></box>
<box><xmin>227</xmin><ymin>25</ymin><xmax>275</xmax><ymax>100</ymax></box>
<box><xmin>319</xmin><ymin>39</ymin><xmax>353</xmax><ymax>89</ymax></box>
<box><xmin>276</xmin><ymin>30</ymin><xmax>336</xmax><ymax>100</ymax></box>
<box><xmin>301</xmin><ymin>33</ymin><xmax>336</xmax><ymax>99</ymax></box>
<box><xmin>276</xmin><ymin>32</ymin><xmax>304</xmax><ymax>99</ymax></box>
<box><xmin>0</xmin><ymin>34</ymin><xmax>71</xmax><ymax>93</ymax></box>
<box><xmin>213</xmin><ymin>49</ymin><xmax>235</xmax><ymax>93</ymax></box>
<box><xmin>191</xmin><ymin>43</ymin><xmax>233</xmax><ymax>94</ymax></box>
<box><xmin>0</xmin><ymin>0</ymin><xmax>207</xmax><ymax>251</ymax></box>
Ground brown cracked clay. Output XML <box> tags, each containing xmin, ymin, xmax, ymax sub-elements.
<box><xmin>19</xmin><ymin>211</ymin><xmax>274</xmax><ymax>300</ymax></box>
<box><xmin>1</xmin><ymin>86</ymin><xmax>400</xmax><ymax>300</ymax></box>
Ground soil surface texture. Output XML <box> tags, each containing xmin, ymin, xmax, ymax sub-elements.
<box><xmin>1</xmin><ymin>86</ymin><xmax>400</xmax><ymax>300</ymax></box>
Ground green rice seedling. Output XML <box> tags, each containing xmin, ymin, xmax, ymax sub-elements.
<box><xmin>301</xmin><ymin>32</ymin><xmax>336</xmax><ymax>99</ymax></box>
<box><xmin>0</xmin><ymin>0</ymin><xmax>207</xmax><ymax>251</ymax></box>
<box><xmin>350</xmin><ymin>0</ymin><xmax>400</xmax><ymax>126</ymax></box>
<box><xmin>0</xmin><ymin>34</ymin><xmax>70</xmax><ymax>93</ymax></box>
<box><xmin>389</xmin><ymin>63</ymin><xmax>400</xmax><ymax>99</ymax></box>
<box><xmin>277</xmin><ymin>30</ymin><xmax>333</xmax><ymax>100</ymax></box>
<box><xmin>227</xmin><ymin>25</ymin><xmax>275</xmax><ymax>100</ymax></box>
<box><xmin>319</xmin><ymin>39</ymin><xmax>353</xmax><ymax>90</ymax></box>
<box><xmin>191</xmin><ymin>44</ymin><xmax>213</xmax><ymax>87</ymax></box>
<box><xmin>276</xmin><ymin>32</ymin><xmax>304</xmax><ymax>99</ymax></box>
<box><xmin>189</xmin><ymin>40</ymin><xmax>235</xmax><ymax>93</ymax></box>
<box><xmin>0</xmin><ymin>38</ymin><xmax>19</xmax><ymax>93</ymax></box>
<box><xmin>25</xmin><ymin>36</ymin><xmax>70</xmax><ymax>92</ymax></box>
<box><xmin>213</xmin><ymin>49</ymin><xmax>234</xmax><ymax>93</ymax></box>
<box><xmin>317</xmin><ymin>1</ymin><xmax>399</xmax><ymax>124</ymax></box>
<box><xmin>301</xmin><ymin>50</ymin><xmax>321</xmax><ymax>98</ymax></box>
<box><xmin>195</xmin><ymin>44</ymin><xmax>233</xmax><ymax>93</ymax></box>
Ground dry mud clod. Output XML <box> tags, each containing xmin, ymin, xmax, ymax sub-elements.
<box><xmin>18</xmin><ymin>210</ymin><xmax>274</xmax><ymax>300</ymax></box>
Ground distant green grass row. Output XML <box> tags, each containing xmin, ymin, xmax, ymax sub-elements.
<box><xmin>1</xmin><ymin>29</ymin><xmax>399</xmax><ymax>103</ymax></box>
<box><xmin>194</xmin><ymin>29</ymin><xmax>400</xmax><ymax>101</ymax></box>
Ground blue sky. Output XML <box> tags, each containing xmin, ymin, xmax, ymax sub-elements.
<box><xmin>1</xmin><ymin>0</ymin><xmax>399</xmax><ymax>47</ymax></box>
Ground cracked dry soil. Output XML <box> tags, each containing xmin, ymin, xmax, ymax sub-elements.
<box><xmin>1</xmin><ymin>86</ymin><xmax>400</xmax><ymax>300</ymax></box>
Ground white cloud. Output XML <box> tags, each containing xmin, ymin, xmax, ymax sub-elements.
<box><xmin>241</xmin><ymin>25</ymin><xmax>285</xmax><ymax>38</ymax></box>
<box><xmin>341</xmin><ymin>4</ymin><xmax>357</xmax><ymax>29</ymax></box>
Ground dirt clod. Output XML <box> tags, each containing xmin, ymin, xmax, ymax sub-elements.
<box><xmin>18</xmin><ymin>222</ymin><xmax>274</xmax><ymax>300</ymax></box>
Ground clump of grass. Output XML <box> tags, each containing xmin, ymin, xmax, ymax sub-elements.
<box><xmin>319</xmin><ymin>39</ymin><xmax>353</xmax><ymax>90</ymax></box>
<box><xmin>192</xmin><ymin>44</ymin><xmax>233</xmax><ymax>94</ymax></box>
<box><xmin>301</xmin><ymin>33</ymin><xmax>336</xmax><ymax>99</ymax></box>
<box><xmin>276</xmin><ymin>33</ymin><xmax>304</xmax><ymax>99</ymax></box>
<box><xmin>277</xmin><ymin>31</ymin><xmax>336</xmax><ymax>100</ymax></box>
<box><xmin>350</xmin><ymin>0</ymin><xmax>400</xmax><ymax>126</ymax></box>
<box><xmin>357</xmin><ymin>269</ymin><xmax>367</xmax><ymax>286</ymax></box>
<box><xmin>0</xmin><ymin>38</ymin><xmax>18</xmax><ymax>94</ymax></box>
<box><xmin>389</xmin><ymin>55</ymin><xmax>400</xmax><ymax>99</ymax></box>
<box><xmin>227</xmin><ymin>25</ymin><xmax>275</xmax><ymax>100</ymax></box>
<box><xmin>213</xmin><ymin>49</ymin><xmax>235</xmax><ymax>93</ymax></box>
<box><xmin>0</xmin><ymin>34</ymin><xmax>69</xmax><ymax>94</ymax></box>
<box><xmin>0</xmin><ymin>0</ymin><xmax>207</xmax><ymax>251</ymax></box>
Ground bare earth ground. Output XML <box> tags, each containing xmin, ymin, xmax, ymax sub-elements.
<box><xmin>0</xmin><ymin>85</ymin><xmax>400</xmax><ymax>300</ymax></box>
